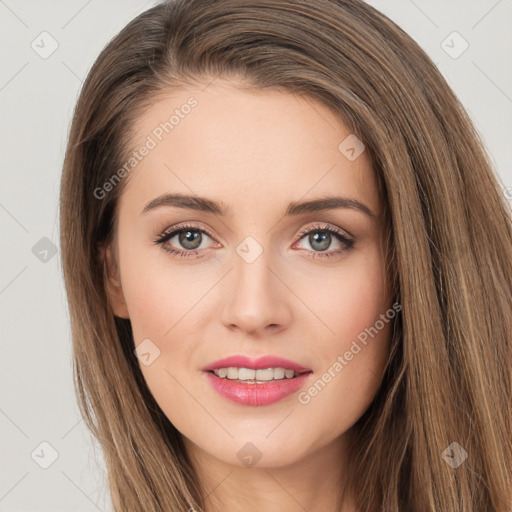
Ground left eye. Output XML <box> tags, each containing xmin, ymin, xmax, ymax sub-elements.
<box><xmin>295</xmin><ymin>228</ymin><xmax>353</xmax><ymax>253</ymax></box>
<box><xmin>293</xmin><ymin>225</ymin><xmax>355</xmax><ymax>258</ymax></box>
<box><xmin>154</xmin><ymin>223</ymin><xmax>355</xmax><ymax>259</ymax></box>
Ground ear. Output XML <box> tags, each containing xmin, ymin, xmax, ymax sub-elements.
<box><xmin>99</xmin><ymin>244</ymin><xmax>130</xmax><ymax>319</ymax></box>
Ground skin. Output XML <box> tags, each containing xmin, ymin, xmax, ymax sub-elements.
<box><xmin>103</xmin><ymin>79</ymin><xmax>393</xmax><ymax>512</ymax></box>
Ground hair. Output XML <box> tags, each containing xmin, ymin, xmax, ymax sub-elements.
<box><xmin>59</xmin><ymin>0</ymin><xmax>512</xmax><ymax>511</ymax></box>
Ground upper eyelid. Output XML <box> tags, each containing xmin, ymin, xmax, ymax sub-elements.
<box><xmin>158</xmin><ymin>222</ymin><xmax>214</xmax><ymax>237</ymax></box>
<box><xmin>158</xmin><ymin>222</ymin><xmax>351</xmax><ymax>241</ymax></box>
<box><xmin>296</xmin><ymin>223</ymin><xmax>352</xmax><ymax>239</ymax></box>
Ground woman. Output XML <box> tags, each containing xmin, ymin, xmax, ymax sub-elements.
<box><xmin>59</xmin><ymin>0</ymin><xmax>512</xmax><ymax>510</ymax></box>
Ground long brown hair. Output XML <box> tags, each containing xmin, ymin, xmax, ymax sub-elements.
<box><xmin>59</xmin><ymin>1</ymin><xmax>512</xmax><ymax>510</ymax></box>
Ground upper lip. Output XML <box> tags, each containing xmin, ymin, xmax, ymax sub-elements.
<box><xmin>202</xmin><ymin>355</ymin><xmax>311</xmax><ymax>373</ymax></box>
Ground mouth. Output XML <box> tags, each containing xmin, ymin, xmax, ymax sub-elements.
<box><xmin>202</xmin><ymin>355</ymin><xmax>313</xmax><ymax>406</ymax></box>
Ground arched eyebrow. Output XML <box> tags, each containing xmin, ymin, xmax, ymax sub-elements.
<box><xmin>141</xmin><ymin>193</ymin><xmax>375</xmax><ymax>219</ymax></box>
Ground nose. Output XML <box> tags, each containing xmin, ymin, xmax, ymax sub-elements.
<box><xmin>221</xmin><ymin>249</ymin><xmax>292</xmax><ymax>336</ymax></box>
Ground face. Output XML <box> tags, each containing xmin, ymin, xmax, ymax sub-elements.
<box><xmin>104</xmin><ymin>79</ymin><xmax>393</xmax><ymax>470</ymax></box>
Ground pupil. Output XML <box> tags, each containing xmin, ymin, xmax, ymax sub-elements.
<box><xmin>310</xmin><ymin>231</ymin><xmax>330</xmax><ymax>251</ymax></box>
<box><xmin>179</xmin><ymin>230</ymin><xmax>201</xmax><ymax>249</ymax></box>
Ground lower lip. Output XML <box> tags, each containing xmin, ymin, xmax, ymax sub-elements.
<box><xmin>204</xmin><ymin>371</ymin><xmax>312</xmax><ymax>406</ymax></box>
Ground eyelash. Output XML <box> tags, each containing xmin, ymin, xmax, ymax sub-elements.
<box><xmin>153</xmin><ymin>222</ymin><xmax>355</xmax><ymax>260</ymax></box>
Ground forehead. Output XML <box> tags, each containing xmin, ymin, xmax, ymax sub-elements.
<box><xmin>119</xmin><ymin>80</ymin><xmax>382</xmax><ymax>220</ymax></box>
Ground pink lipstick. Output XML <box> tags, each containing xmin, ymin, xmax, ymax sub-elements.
<box><xmin>202</xmin><ymin>355</ymin><xmax>313</xmax><ymax>406</ymax></box>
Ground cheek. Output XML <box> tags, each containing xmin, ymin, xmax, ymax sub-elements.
<box><xmin>317</xmin><ymin>246</ymin><xmax>390</xmax><ymax>347</ymax></box>
<box><xmin>118</xmin><ymin>244</ymin><xmax>205</xmax><ymax>342</ymax></box>
<box><xmin>118</xmin><ymin>250</ymin><xmax>205</xmax><ymax>415</ymax></box>
<box><xmin>298</xmin><ymin>249</ymin><xmax>391</xmax><ymax>426</ymax></box>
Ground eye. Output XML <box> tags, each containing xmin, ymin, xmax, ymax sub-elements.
<box><xmin>153</xmin><ymin>223</ymin><xmax>216</xmax><ymax>259</ymax></box>
<box><xmin>293</xmin><ymin>223</ymin><xmax>355</xmax><ymax>259</ymax></box>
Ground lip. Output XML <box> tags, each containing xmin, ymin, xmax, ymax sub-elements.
<box><xmin>204</xmin><ymin>371</ymin><xmax>312</xmax><ymax>406</ymax></box>
<box><xmin>202</xmin><ymin>355</ymin><xmax>311</xmax><ymax>373</ymax></box>
<box><xmin>202</xmin><ymin>355</ymin><xmax>313</xmax><ymax>406</ymax></box>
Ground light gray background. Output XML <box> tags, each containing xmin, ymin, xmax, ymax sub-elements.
<box><xmin>0</xmin><ymin>1</ymin><xmax>510</xmax><ymax>511</ymax></box>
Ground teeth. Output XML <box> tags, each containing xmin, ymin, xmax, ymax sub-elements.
<box><xmin>212</xmin><ymin>367</ymin><xmax>299</xmax><ymax>381</ymax></box>
<box><xmin>255</xmin><ymin>368</ymin><xmax>274</xmax><ymax>381</ymax></box>
<box><xmin>227</xmin><ymin>367</ymin><xmax>239</xmax><ymax>379</ymax></box>
<box><xmin>238</xmin><ymin>368</ymin><xmax>256</xmax><ymax>380</ymax></box>
<box><xmin>273</xmin><ymin>368</ymin><xmax>285</xmax><ymax>379</ymax></box>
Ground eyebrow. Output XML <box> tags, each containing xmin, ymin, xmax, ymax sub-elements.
<box><xmin>141</xmin><ymin>193</ymin><xmax>376</xmax><ymax>219</ymax></box>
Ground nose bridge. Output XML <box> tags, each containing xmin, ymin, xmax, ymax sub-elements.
<box><xmin>221</xmin><ymin>237</ymin><xmax>291</xmax><ymax>334</ymax></box>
